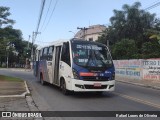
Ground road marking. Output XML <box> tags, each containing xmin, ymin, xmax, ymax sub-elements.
<box><xmin>114</xmin><ymin>92</ymin><xmax>160</xmax><ymax>109</ymax></box>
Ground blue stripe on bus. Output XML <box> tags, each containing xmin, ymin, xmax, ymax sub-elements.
<box><xmin>72</xmin><ymin>63</ymin><xmax>115</xmax><ymax>80</ymax></box>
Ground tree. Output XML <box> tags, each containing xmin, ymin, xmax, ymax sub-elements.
<box><xmin>110</xmin><ymin>2</ymin><xmax>156</xmax><ymax>46</ymax></box>
<box><xmin>0</xmin><ymin>6</ymin><xmax>16</xmax><ymax>65</ymax></box>
<box><xmin>111</xmin><ymin>39</ymin><xmax>138</xmax><ymax>59</ymax></box>
<box><xmin>0</xmin><ymin>6</ymin><xmax>15</xmax><ymax>28</ymax></box>
<box><xmin>0</xmin><ymin>6</ymin><xmax>34</xmax><ymax>67</ymax></box>
<box><xmin>141</xmin><ymin>41</ymin><xmax>160</xmax><ymax>59</ymax></box>
<box><xmin>97</xmin><ymin>2</ymin><xmax>160</xmax><ymax>59</ymax></box>
<box><xmin>0</xmin><ymin>27</ymin><xmax>24</xmax><ymax>67</ymax></box>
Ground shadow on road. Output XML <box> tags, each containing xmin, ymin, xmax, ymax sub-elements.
<box><xmin>70</xmin><ymin>92</ymin><xmax>116</xmax><ymax>99</ymax></box>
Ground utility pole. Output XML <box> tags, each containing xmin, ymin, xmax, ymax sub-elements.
<box><xmin>30</xmin><ymin>32</ymin><xmax>40</xmax><ymax>69</ymax></box>
<box><xmin>77</xmin><ymin>27</ymin><xmax>89</xmax><ymax>40</ymax></box>
<box><xmin>6</xmin><ymin>44</ymin><xmax>10</xmax><ymax>68</ymax></box>
<box><xmin>25</xmin><ymin>35</ymin><xmax>31</xmax><ymax>70</ymax></box>
<box><xmin>30</xmin><ymin>32</ymin><xmax>35</xmax><ymax>69</ymax></box>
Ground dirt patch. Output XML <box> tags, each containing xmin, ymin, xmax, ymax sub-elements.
<box><xmin>0</xmin><ymin>75</ymin><xmax>26</xmax><ymax>95</ymax></box>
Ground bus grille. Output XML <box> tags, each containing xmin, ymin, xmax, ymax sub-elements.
<box><xmin>82</xmin><ymin>76</ymin><xmax>109</xmax><ymax>81</ymax></box>
<box><xmin>84</xmin><ymin>85</ymin><xmax>107</xmax><ymax>89</ymax></box>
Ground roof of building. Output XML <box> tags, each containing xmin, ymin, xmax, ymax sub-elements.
<box><xmin>75</xmin><ymin>25</ymin><xmax>106</xmax><ymax>37</ymax></box>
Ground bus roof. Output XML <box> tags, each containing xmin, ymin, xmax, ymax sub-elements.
<box><xmin>71</xmin><ymin>38</ymin><xmax>107</xmax><ymax>47</ymax></box>
<box><xmin>36</xmin><ymin>38</ymin><xmax>107</xmax><ymax>50</ymax></box>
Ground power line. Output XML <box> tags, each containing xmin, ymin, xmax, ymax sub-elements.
<box><xmin>42</xmin><ymin>0</ymin><xmax>59</xmax><ymax>33</ymax></box>
<box><xmin>35</xmin><ymin>0</ymin><xmax>46</xmax><ymax>39</ymax></box>
<box><xmin>30</xmin><ymin>0</ymin><xmax>46</xmax><ymax>68</ymax></box>
<box><xmin>144</xmin><ymin>0</ymin><xmax>160</xmax><ymax>9</ymax></box>
<box><xmin>145</xmin><ymin>1</ymin><xmax>160</xmax><ymax>10</ymax></box>
<box><xmin>39</xmin><ymin>0</ymin><xmax>53</xmax><ymax>32</ymax></box>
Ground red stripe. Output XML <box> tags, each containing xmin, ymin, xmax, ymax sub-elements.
<box><xmin>80</xmin><ymin>72</ymin><xmax>96</xmax><ymax>76</ymax></box>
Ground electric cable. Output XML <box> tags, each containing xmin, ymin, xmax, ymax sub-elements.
<box><xmin>145</xmin><ymin>1</ymin><xmax>160</xmax><ymax>10</ymax></box>
<box><xmin>42</xmin><ymin>0</ymin><xmax>59</xmax><ymax>33</ymax></box>
<box><xmin>39</xmin><ymin>0</ymin><xmax>53</xmax><ymax>32</ymax></box>
<box><xmin>35</xmin><ymin>0</ymin><xmax>46</xmax><ymax>40</ymax></box>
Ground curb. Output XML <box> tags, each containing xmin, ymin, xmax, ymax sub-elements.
<box><xmin>116</xmin><ymin>79</ymin><xmax>160</xmax><ymax>90</ymax></box>
<box><xmin>10</xmin><ymin>68</ymin><xmax>32</xmax><ymax>72</ymax></box>
<box><xmin>0</xmin><ymin>68</ymin><xmax>32</xmax><ymax>72</ymax></box>
<box><xmin>24</xmin><ymin>81</ymin><xmax>30</xmax><ymax>95</ymax></box>
<box><xmin>25</xmin><ymin>83</ymin><xmax>44</xmax><ymax>120</ymax></box>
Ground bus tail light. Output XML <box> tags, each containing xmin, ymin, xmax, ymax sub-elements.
<box><xmin>72</xmin><ymin>68</ymin><xmax>79</xmax><ymax>79</ymax></box>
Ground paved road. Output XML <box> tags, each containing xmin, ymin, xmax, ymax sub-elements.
<box><xmin>0</xmin><ymin>69</ymin><xmax>160</xmax><ymax>120</ymax></box>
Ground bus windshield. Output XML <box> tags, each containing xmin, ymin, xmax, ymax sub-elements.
<box><xmin>72</xmin><ymin>41</ymin><xmax>113</xmax><ymax>68</ymax></box>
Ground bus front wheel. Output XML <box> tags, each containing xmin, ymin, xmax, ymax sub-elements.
<box><xmin>61</xmin><ymin>79</ymin><xmax>69</xmax><ymax>95</ymax></box>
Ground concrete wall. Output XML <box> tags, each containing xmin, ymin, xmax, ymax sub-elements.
<box><xmin>113</xmin><ymin>59</ymin><xmax>160</xmax><ymax>81</ymax></box>
<box><xmin>142</xmin><ymin>59</ymin><xmax>160</xmax><ymax>80</ymax></box>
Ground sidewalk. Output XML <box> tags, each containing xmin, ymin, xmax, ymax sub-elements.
<box><xmin>0</xmin><ymin>79</ymin><xmax>42</xmax><ymax>119</ymax></box>
<box><xmin>116</xmin><ymin>76</ymin><xmax>160</xmax><ymax>90</ymax></box>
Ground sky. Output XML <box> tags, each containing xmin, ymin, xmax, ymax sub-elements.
<box><xmin>1</xmin><ymin>0</ymin><xmax>160</xmax><ymax>47</ymax></box>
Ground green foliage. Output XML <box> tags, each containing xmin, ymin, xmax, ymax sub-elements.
<box><xmin>0</xmin><ymin>6</ymin><xmax>15</xmax><ymax>27</ymax></box>
<box><xmin>97</xmin><ymin>2</ymin><xmax>160</xmax><ymax>59</ymax></box>
<box><xmin>96</xmin><ymin>29</ymin><xmax>108</xmax><ymax>45</ymax></box>
<box><xmin>112</xmin><ymin>39</ymin><xmax>138</xmax><ymax>59</ymax></box>
<box><xmin>109</xmin><ymin>2</ymin><xmax>155</xmax><ymax>44</ymax></box>
<box><xmin>141</xmin><ymin>41</ymin><xmax>160</xmax><ymax>59</ymax></box>
<box><xmin>0</xmin><ymin>6</ymin><xmax>35</xmax><ymax>67</ymax></box>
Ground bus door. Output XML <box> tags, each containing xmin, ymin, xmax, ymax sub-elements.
<box><xmin>53</xmin><ymin>46</ymin><xmax>61</xmax><ymax>85</ymax></box>
<box><xmin>47</xmin><ymin>46</ymin><xmax>54</xmax><ymax>84</ymax></box>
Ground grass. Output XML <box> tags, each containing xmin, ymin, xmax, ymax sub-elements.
<box><xmin>0</xmin><ymin>75</ymin><xmax>23</xmax><ymax>82</ymax></box>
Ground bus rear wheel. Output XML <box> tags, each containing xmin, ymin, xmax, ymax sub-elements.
<box><xmin>61</xmin><ymin>79</ymin><xmax>69</xmax><ymax>95</ymax></box>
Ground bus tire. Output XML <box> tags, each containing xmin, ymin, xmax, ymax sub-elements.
<box><xmin>61</xmin><ymin>79</ymin><xmax>69</xmax><ymax>95</ymax></box>
<box><xmin>40</xmin><ymin>74</ymin><xmax>46</xmax><ymax>85</ymax></box>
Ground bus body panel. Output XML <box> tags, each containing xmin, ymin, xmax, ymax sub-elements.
<box><xmin>39</xmin><ymin>60</ymin><xmax>50</xmax><ymax>83</ymax></box>
<box><xmin>59</xmin><ymin>61</ymin><xmax>73</xmax><ymax>90</ymax></box>
<box><xmin>47</xmin><ymin>60</ymin><xmax>53</xmax><ymax>84</ymax></box>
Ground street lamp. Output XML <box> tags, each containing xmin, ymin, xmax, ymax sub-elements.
<box><xmin>69</xmin><ymin>31</ymin><xmax>76</xmax><ymax>37</ymax></box>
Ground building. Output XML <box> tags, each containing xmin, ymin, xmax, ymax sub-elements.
<box><xmin>75</xmin><ymin>25</ymin><xmax>106</xmax><ymax>41</ymax></box>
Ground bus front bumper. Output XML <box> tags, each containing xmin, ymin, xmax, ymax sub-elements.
<box><xmin>70</xmin><ymin>79</ymin><xmax>115</xmax><ymax>92</ymax></box>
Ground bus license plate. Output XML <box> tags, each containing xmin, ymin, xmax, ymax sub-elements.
<box><xmin>94</xmin><ymin>83</ymin><xmax>102</xmax><ymax>87</ymax></box>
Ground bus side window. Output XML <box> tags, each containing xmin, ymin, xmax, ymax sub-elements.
<box><xmin>48</xmin><ymin>46</ymin><xmax>54</xmax><ymax>61</ymax></box>
<box><xmin>61</xmin><ymin>42</ymin><xmax>71</xmax><ymax>66</ymax></box>
<box><xmin>42</xmin><ymin>47</ymin><xmax>48</xmax><ymax>60</ymax></box>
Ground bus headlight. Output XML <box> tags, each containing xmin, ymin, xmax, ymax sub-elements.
<box><xmin>72</xmin><ymin>68</ymin><xmax>79</xmax><ymax>79</ymax></box>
